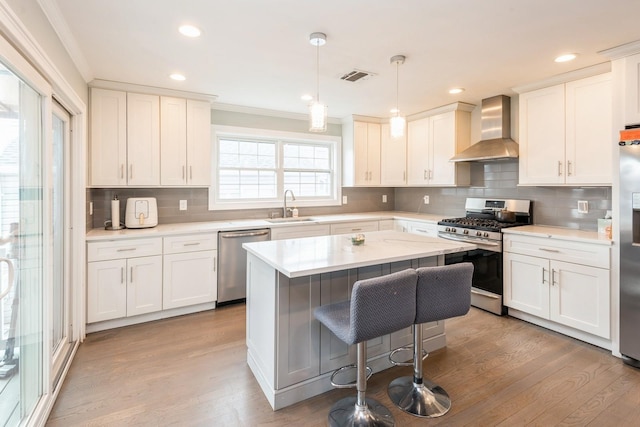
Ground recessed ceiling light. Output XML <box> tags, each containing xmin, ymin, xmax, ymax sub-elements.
<box><xmin>555</xmin><ymin>53</ymin><xmax>577</xmax><ymax>63</ymax></box>
<box><xmin>170</xmin><ymin>73</ymin><xmax>186</xmax><ymax>81</ymax></box>
<box><xmin>179</xmin><ymin>24</ymin><xmax>201</xmax><ymax>38</ymax></box>
<box><xmin>449</xmin><ymin>88</ymin><xmax>464</xmax><ymax>94</ymax></box>
<box><xmin>301</xmin><ymin>94</ymin><xmax>313</xmax><ymax>101</ymax></box>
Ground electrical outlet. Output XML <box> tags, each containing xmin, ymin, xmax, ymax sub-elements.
<box><xmin>89</xmin><ymin>201</ymin><xmax>93</xmax><ymax>216</ymax></box>
<box><xmin>179</xmin><ymin>200</ymin><xmax>188</xmax><ymax>211</ymax></box>
<box><xmin>423</xmin><ymin>195</ymin><xmax>430</xmax><ymax>204</ymax></box>
<box><xmin>577</xmin><ymin>200</ymin><xmax>588</xmax><ymax>214</ymax></box>
<box><xmin>382</xmin><ymin>194</ymin><xmax>387</xmax><ymax>203</ymax></box>
<box><xmin>342</xmin><ymin>195</ymin><xmax>348</xmax><ymax>204</ymax></box>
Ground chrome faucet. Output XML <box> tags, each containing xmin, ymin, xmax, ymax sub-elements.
<box><xmin>283</xmin><ymin>189</ymin><xmax>296</xmax><ymax>218</ymax></box>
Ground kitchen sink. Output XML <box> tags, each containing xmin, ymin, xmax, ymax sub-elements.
<box><xmin>266</xmin><ymin>217</ymin><xmax>316</xmax><ymax>223</ymax></box>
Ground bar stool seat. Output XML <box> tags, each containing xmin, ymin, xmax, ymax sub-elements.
<box><xmin>314</xmin><ymin>269</ymin><xmax>418</xmax><ymax>427</ymax></box>
<box><xmin>388</xmin><ymin>263</ymin><xmax>473</xmax><ymax>418</ymax></box>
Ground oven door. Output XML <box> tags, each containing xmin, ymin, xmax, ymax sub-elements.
<box><xmin>445</xmin><ymin>248</ymin><xmax>505</xmax><ymax>315</ymax></box>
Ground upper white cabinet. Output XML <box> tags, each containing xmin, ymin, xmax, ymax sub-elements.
<box><xmin>624</xmin><ymin>52</ymin><xmax>640</xmax><ymax>125</ymax></box>
<box><xmin>407</xmin><ymin>104</ymin><xmax>472</xmax><ymax>186</ymax></box>
<box><xmin>518</xmin><ymin>73</ymin><xmax>612</xmax><ymax>185</ymax></box>
<box><xmin>160</xmin><ymin>97</ymin><xmax>211</xmax><ymax>186</ymax></box>
<box><xmin>90</xmin><ymin>88</ymin><xmax>211</xmax><ymax>187</ymax></box>
<box><xmin>380</xmin><ymin>122</ymin><xmax>407</xmax><ymax>186</ymax></box>
<box><xmin>342</xmin><ymin>119</ymin><xmax>381</xmax><ymax>186</ymax></box>
<box><xmin>90</xmin><ymin>88</ymin><xmax>127</xmax><ymax>186</ymax></box>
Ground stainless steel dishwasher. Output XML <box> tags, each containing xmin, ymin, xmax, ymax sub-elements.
<box><xmin>217</xmin><ymin>229</ymin><xmax>270</xmax><ymax>304</ymax></box>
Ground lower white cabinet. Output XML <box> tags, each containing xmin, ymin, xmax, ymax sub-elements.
<box><xmin>87</xmin><ymin>238</ymin><xmax>163</xmax><ymax>323</ymax></box>
<box><xmin>330</xmin><ymin>220</ymin><xmax>379</xmax><ymax>235</ymax></box>
<box><xmin>395</xmin><ymin>219</ymin><xmax>438</xmax><ymax>237</ymax></box>
<box><xmin>270</xmin><ymin>224</ymin><xmax>331</xmax><ymax>240</ymax></box>
<box><xmin>503</xmin><ymin>233</ymin><xmax>610</xmax><ymax>339</ymax></box>
<box><xmin>163</xmin><ymin>233</ymin><xmax>217</xmax><ymax>309</ymax></box>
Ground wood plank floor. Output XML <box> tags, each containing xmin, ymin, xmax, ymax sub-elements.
<box><xmin>47</xmin><ymin>305</ymin><xmax>640</xmax><ymax>426</ymax></box>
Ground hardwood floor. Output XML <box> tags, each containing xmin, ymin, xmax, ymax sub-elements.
<box><xmin>47</xmin><ymin>305</ymin><xmax>640</xmax><ymax>426</ymax></box>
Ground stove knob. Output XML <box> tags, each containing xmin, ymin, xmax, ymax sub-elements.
<box><xmin>445</xmin><ymin>227</ymin><xmax>450</xmax><ymax>232</ymax></box>
<box><xmin>463</xmin><ymin>229</ymin><xmax>469</xmax><ymax>234</ymax></box>
<box><xmin>451</xmin><ymin>228</ymin><xmax>457</xmax><ymax>233</ymax></box>
<box><xmin>483</xmin><ymin>232</ymin><xmax>489</xmax><ymax>237</ymax></box>
<box><xmin>476</xmin><ymin>231</ymin><xmax>482</xmax><ymax>237</ymax></box>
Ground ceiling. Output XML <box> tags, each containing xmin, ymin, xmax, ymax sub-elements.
<box><xmin>45</xmin><ymin>0</ymin><xmax>640</xmax><ymax>120</ymax></box>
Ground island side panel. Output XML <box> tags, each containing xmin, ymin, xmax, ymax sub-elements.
<box><xmin>246</xmin><ymin>252</ymin><xmax>278</xmax><ymax>405</ymax></box>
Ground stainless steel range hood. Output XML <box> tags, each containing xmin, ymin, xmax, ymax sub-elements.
<box><xmin>450</xmin><ymin>95</ymin><xmax>519</xmax><ymax>162</ymax></box>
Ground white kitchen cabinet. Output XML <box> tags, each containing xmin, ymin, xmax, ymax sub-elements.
<box><xmin>503</xmin><ymin>234</ymin><xmax>610</xmax><ymax>339</ymax></box>
<box><xmin>90</xmin><ymin>88</ymin><xmax>127</xmax><ymax>186</ymax></box>
<box><xmin>270</xmin><ymin>224</ymin><xmax>331</xmax><ymax>240</ymax></box>
<box><xmin>330</xmin><ymin>220</ymin><xmax>379</xmax><ymax>235</ymax></box>
<box><xmin>518</xmin><ymin>73</ymin><xmax>612</xmax><ymax>185</ymax></box>
<box><xmin>342</xmin><ymin>119</ymin><xmax>381</xmax><ymax>186</ymax></box>
<box><xmin>87</xmin><ymin>238</ymin><xmax>163</xmax><ymax>323</ymax></box>
<box><xmin>126</xmin><ymin>92</ymin><xmax>161</xmax><ymax>186</ymax></box>
<box><xmin>395</xmin><ymin>219</ymin><xmax>437</xmax><ymax>237</ymax></box>
<box><xmin>162</xmin><ymin>233</ymin><xmax>217</xmax><ymax>309</ymax></box>
<box><xmin>160</xmin><ymin>97</ymin><xmax>211</xmax><ymax>186</ymax></box>
<box><xmin>624</xmin><ymin>52</ymin><xmax>640</xmax><ymax>125</ymax></box>
<box><xmin>378</xmin><ymin>219</ymin><xmax>395</xmax><ymax>231</ymax></box>
<box><xmin>407</xmin><ymin>104</ymin><xmax>472</xmax><ymax>186</ymax></box>
<box><xmin>380</xmin><ymin>122</ymin><xmax>407</xmax><ymax>185</ymax></box>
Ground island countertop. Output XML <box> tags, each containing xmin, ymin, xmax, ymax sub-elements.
<box><xmin>243</xmin><ymin>230</ymin><xmax>476</xmax><ymax>278</ymax></box>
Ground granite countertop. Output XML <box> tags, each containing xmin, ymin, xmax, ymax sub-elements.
<box><xmin>85</xmin><ymin>211</ymin><xmax>447</xmax><ymax>241</ymax></box>
<box><xmin>502</xmin><ymin>225</ymin><xmax>613</xmax><ymax>245</ymax></box>
<box><xmin>242</xmin><ymin>230</ymin><xmax>476</xmax><ymax>278</ymax></box>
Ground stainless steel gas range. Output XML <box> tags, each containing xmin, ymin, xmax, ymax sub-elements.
<box><xmin>437</xmin><ymin>198</ymin><xmax>532</xmax><ymax>315</ymax></box>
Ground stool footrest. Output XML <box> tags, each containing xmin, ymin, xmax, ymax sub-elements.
<box><xmin>330</xmin><ymin>364</ymin><xmax>372</xmax><ymax>389</ymax></box>
<box><xmin>389</xmin><ymin>345</ymin><xmax>429</xmax><ymax>366</ymax></box>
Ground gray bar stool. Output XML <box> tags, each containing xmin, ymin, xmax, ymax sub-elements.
<box><xmin>388</xmin><ymin>263</ymin><xmax>473</xmax><ymax>418</ymax></box>
<box><xmin>314</xmin><ymin>269</ymin><xmax>418</xmax><ymax>427</ymax></box>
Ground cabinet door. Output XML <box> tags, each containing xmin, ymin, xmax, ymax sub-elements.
<box><xmin>366</xmin><ymin>123</ymin><xmax>381</xmax><ymax>185</ymax></box>
<box><xmin>160</xmin><ymin>97</ymin><xmax>187</xmax><ymax>186</ymax></box>
<box><xmin>565</xmin><ymin>73</ymin><xmax>612</xmax><ymax>185</ymax></box>
<box><xmin>90</xmin><ymin>88</ymin><xmax>127</xmax><ymax>186</ymax></box>
<box><xmin>127</xmin><ymin>255</ymin><xmax>163</xmax><ymax>317</ymax></box>
<box><xmin>353</xmin><ymin>121</ymin><xmax>370</xmax><ymax>185</ymax></box>
<box><xmin>519</xmin><ymin>85</ymin><xmax>566</xmax><ymax>184</ymax></box>
<box><xmin>407</xmin><ymin>221</ymin><xmax>437</xmax><ymax>237</ymax></box>
<box><xmin>549</xmin><ymin>260</ymin><xmax>610</xmax><ymax>338</ymax></box>
<box><xmin>163</xmin><ymin>250</ymin><xmax>217</xmax><ymax>309</ymax></box>
<box><xmin>407</xmin><ymin>118</ymin><xmax>430</xmax><ymax>185</ymax></box>
<box><xmin>186</xmin><ymin>99</ymin><xmax>212</xmax><ymax>185</ymax></box>
<box><xmin>429</xmin><ymin>112</ymin><xmax>456</xmax><ymax>185</ymax></box>
<box><xmin>503</xmin><ymin>252</ymin><xmax>550</xmax><ymax>318</ymax></box>
<box><xmin>127</xmin><ymin>93</ymin><xmax>160</xmax><ymax>185</ymax></box>
<box><xmin>330</xmin><ymin>221</ymin><xmax>379</xmax><ymax>235</ymax></box>
<box><xmin>87</xmin><ymin>259</ymin><xmax>127</xmax><ymax>323</ymax></box>
<box><xmin>380</xmin><ymin>122</ymin><xmax>407</xmax><ymax>185</ymax></box>
<box><xmin>624</xmin><ymin>52</ymin><xmax>640</xmax><ymax>125</ymax></box>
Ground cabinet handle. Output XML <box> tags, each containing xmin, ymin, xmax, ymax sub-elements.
<box><xmin>351</xmin><ymin>228</ymin><xmax>362</xmax><ymax>232</ymax></box>
<box><xmin>424</xmin><ymin>169</ymin><xmax>428</xmax><ymax>180</ymax></box>
<box><xmin>429</xmin><ymin>169</ymin><xmax>433</xmax><ymax>179</ymax></box>
<box><xmin>130</xmin><ymin>266</ymin><xmax>134</xmax><ymax>283</ymax></box>
<box><xmin>117</xmin><ymin>248</ymin><xmax>137</xmax><ymax>252</ymax></box>
<box><xmin>182</xmin><ymin>166</ymin><xmax>185</xmax><ymax>179</ymax></box>
<box><xmin>121</xmin><ymin>267</ymin><xmax>124</xmax><ymax>284</ymax></box>
<box><xmin>539</xmin><ymin>248</ymin><xmax>560</xmax><ymax>253</ymax></box>
<box><xmin>213</xmin><ymin>256</ymin><xmax>216</xmax><ymax>272</ymax></box>
<box><xmin>557</xmin><ymin>161</ymin><xmax>562</xmax><ymax>176</ymax></box>
<box><xmin>551</xmin><ymin>269</ymin><xmax>557</xmax><ymax>286</ymax></box>
<box><xmin>183</xmin><ymin>242</ymin><xmax>201</xmax><ymax>246</ymax></box>
<box><xmin>567</xmin><ymin>160</ymin><xmax>572</xmax><ymax>176</ymax></box>
<box><xmin>542</xmin><ymin>267</ymin><xmax>547</xmax><ymax>284</ymax></box>
<box><xmin>190</xmin><ymin>166</ymin><xmax>193</xmax><ymax>180</ymax></box>
<box><xmin>120</xmin><ymin>164</ymin><xmax>124</xmax><ymax>179</ymax></box>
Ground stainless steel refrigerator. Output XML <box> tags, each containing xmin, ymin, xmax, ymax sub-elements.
<box><xmin>619</xmin><ymin>126</ymin><xmax>640</xmax><ymax>368</ymax></box>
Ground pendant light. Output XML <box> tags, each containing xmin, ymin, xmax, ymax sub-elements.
<box><xmin>309</xmin><ymin>32</ymin><xmax>327</xmax><ymax>132</ymax></box>
<box><xmin>390</xmin><ymin>54</ymin><xmax>406</xmax><ymax>138</ymax></box>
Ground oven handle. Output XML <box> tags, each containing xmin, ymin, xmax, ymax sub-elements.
<box><xmin>438</xmin><ymin>234</ymin><xmax>500</xmax><ymax>247</ymax></box>
<box><xmin>471</xmin><ymin>289</ymin><xmax>500</xmax><ymax>299</ymax></box>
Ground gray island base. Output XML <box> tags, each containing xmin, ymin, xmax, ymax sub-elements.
<box><xmin>243</xmin><ymin>231</ymin><xmax>475</xmax><ymax>410</ymax></box>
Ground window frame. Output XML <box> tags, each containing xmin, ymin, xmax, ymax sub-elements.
<box><xmin>209</xmin><ymin>125</ymin><xmax>342</xmax><ymax>211</ymax></box>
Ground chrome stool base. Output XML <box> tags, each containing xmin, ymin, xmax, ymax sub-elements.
<box><xmin>388</xmin><ymin>376</ymin><xmax>451</xmax><ymax>418</ymax></box>
<box><xmin>328</xmin><ymin>396</ymin><xmax>395</xmax><ymax>427</ymax></box>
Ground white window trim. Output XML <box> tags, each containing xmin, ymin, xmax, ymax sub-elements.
<box><xmin>209</xmin><ymin>125</ymin><xmax>342</xmax><ymax>211</ymax></box>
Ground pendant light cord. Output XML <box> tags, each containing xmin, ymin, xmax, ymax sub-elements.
<box><xmin>316</xmin><ymin>41</ymin><xmax>320</xmax><ymax>103</ymax></box>
<box><xmin>395</xmin><ymin>60</ymin><xmax>399</xmax><ymax>117</ymax></box>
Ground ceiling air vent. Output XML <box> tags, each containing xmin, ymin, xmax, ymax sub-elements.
<box><xmin>340</xmin><ymin>69</ymin><xmax>376</xmax><ymax>83</ymax></box>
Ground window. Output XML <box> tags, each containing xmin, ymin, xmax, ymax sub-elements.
<box><xmin>209</xmin><ymin>126</ymin><xmax>341</xmax><ymax>210</ymax></box>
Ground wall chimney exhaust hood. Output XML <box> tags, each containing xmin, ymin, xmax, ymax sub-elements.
<box><xmin>450</xmin><ymin>95</ymin><xmax>519</xmax><ymax>162</ymax></box>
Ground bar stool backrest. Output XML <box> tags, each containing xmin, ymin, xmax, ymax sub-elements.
<box><xmin>348</xmin><ymin>268</ymin><xmax>417</xmax><ymax>345</ymax></box>
<box><xmin>415</xmin><ymin>263</ymin><xmax>474</xmax><ymax>324</ymax></box>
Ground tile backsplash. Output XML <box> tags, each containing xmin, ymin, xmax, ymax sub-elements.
<box><xmin>88</xmin><ymin>160</ymin><xmax>611</xmax><ymax>232</ymax></box>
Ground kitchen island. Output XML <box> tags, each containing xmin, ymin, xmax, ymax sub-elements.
<box><xmin>243</xmin><ymin>230</ymin><xmax>475</xmax><ymax>410</ymax></box>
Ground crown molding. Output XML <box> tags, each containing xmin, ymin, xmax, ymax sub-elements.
<box><xmin>512</xmin><ymin>62</ymin><xmax>611</xmax><ymax>93</ymax></box>
<box><xmin>37</xmin><ymin>0</ymin><xmax>93</xmax><ymax>82</ymax></box>
<box><xmin>89</xmin><ymin>79</ymin><xmax>218</xmax><ymax>102</ymax></box>
<box><xmin>407</xmin><ymin>101</ymin><xmax>476</xmax><ymax>121</ymax></box>
<box><xmin>599</xmin><ymin>39</ymin><xmax>640</xmax><ymax>60</ymax></box>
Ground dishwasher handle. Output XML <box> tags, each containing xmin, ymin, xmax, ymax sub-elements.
<box><xmin>220</xmin><ymin>229</ymin><xmax>270</xmax><ymax>239</ymax></box>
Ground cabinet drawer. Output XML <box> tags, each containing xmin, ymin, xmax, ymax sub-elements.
<box><xmin>330</xmin><ymin>221</ymin><xmax>379</xmax><ymax>235</ymax></box>
<box><xmin>87</xmin><ymin>238</ymin><xmax>163</xmax><ymax>262</ymax></box>
<box><xmin>163</xmin><ymin>233</ymin><xmax>217</xmax><ymax>254</ymax></box>
<box><xmin>407</xmin><ymin>221</ymin><xmax>437</xmax><ymax>237</ymax></box>
<box><xmin>503</xmin><ymin>234</ymin><xmax>610</xmax><ymax>269</ymax></box>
